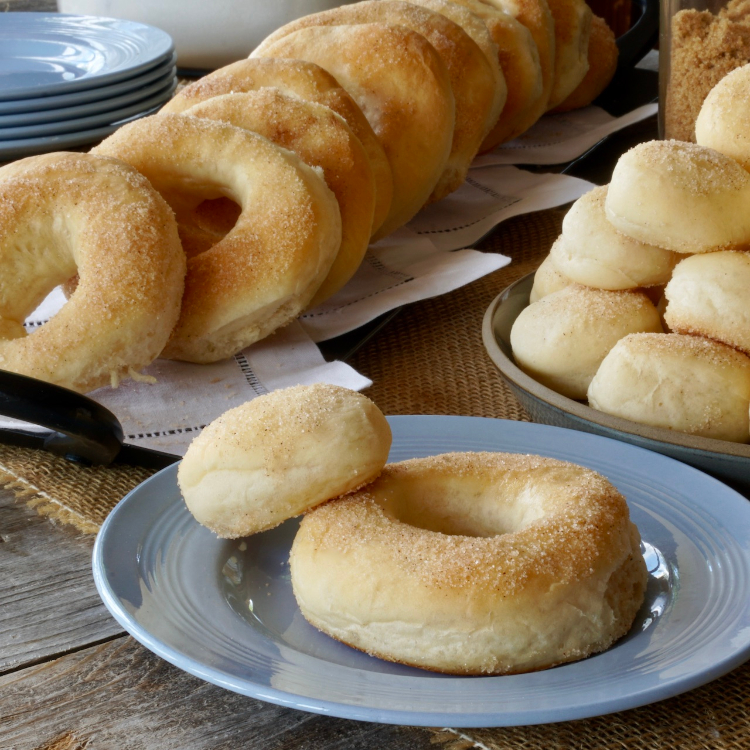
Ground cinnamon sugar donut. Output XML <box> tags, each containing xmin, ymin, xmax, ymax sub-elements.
<box><xmin>162</xmin><ymin>57</ymin><xmax>393</xmax><ymax>237</ymax></box>
<box><xmin>554</xmin><ymin>185</ymin><xmax>680</xmax><ymax>290</ymax></box>
<box><xmin>291</xmin><ymin>452</ymin><xmax>647</xmax><ymax>675</ymax></box>
<box><xmin>178</xmin><ymin>384</ymin><xmax>392</xmax><ymax>538</ymax></box>
<box><xmin>606</xmin><ymin>140</ymin><xmax>750</xmax><ymax>254</ymax></box>
<box><xmin>444</xmin><ymin>0</ymin><xmax>545</xmax><ymax>145</ymax></box>
<box><xmin>529</xmin><ymin>247</ymin><xmax>574</xmax><ymax>302</ymax></box>
<box><xmin>664</xmin><ymin>251</ymin><xmax>750</xmax><ymax>355</ymax></box>
<box><xmin>252</xmin><ymin>22</ymin><xmax>455</xmax><ymax>238</ymax></box>
<box><xmin>510</xmin><ymin>285</ymin><xmax>663</xmax><ymax>399</ymax></box>
<box><xmin>253</xmin><ymin>0</ymin><xmax>504</xmax><ymax>202</ymax></box>
<box><xmin>544</xmin><ymin>0</ymin><xmax>592</xmax><ymax>109</ymax></box>
<box><xmin>550</xmin><ymin>15</ymin><xmax>618</xmax><ymax>114</ymax></box>
<box><xmin>184</xmin><ymin>90</ymin><xmax>376</xmax><ymax>306</ymax></box>
<box><xmin>0</xmin><ymin>152</ymin><xmax>184</xmax><ymax>393</ymax></box>
<box><xmin>588</xmin><ymin>333</ymin><xmax>750</xmax><ymax>442</ymax></box>
<box><xmin>94</xmin><ymin>113</ymin><xmax>342</xmax><ymax>363</ymax></box>
<box><xmin>480</xmin><ymin>0</ymin><xmax>556</xmax><ymax>116</ymax></box>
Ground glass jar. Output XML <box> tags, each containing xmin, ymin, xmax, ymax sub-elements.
<box><xmin>660</xmin><ymin>0</ymin><xmax>750</xmax><ymax>140</ymax></box>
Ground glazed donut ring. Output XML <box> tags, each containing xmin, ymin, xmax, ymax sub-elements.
<box><xmin>444</xmin><ymin>0</ymin><xmax>545</xmax><ymax>146</ymax></box>
<box><xmin>177</xmin><ymin>384</ymin><xmax>392</xmax><ymax>538</ymax></box>
<box><xmin>554</xmin><ymin>185</ymin><xmax>680</xmax><ymax>290</ymax></box>
<box><xmin>185</xmin><ymin>90</ymin><xmax>376</xmax><ymax>307</ymax></box>
<box><xmin>606</xmin><ymin>140</ymin><xmax>750</xmax><ymax>254</ymax></box>
<box><xmin>544</xmin><ymin>0</ymin><xmax>592</xmax><ymax>109</ymax></box>
<box><xmin>291</xmin><ymin>452</ymin><xmax>647</xmax><ymax>675</ymax></box>
<box><xmin>550</xmin><ymin>15</ymin><xmax>618</xmax><ymax>114</ymax></box>
<box><xmin>252</xmin><ymin>22</ymin><xmax>455</xmax><ymax>239</ymax></box>
<box><xmin>588</xmin><ymin>333</ymin><xmax>750</xmax><ymax>442</ymax></box>
<box><xmin>696</xmin><ymin>63</ymin><xmax>750</xmax><ymax>170</ymax></box>
<box><xmin>253</xmin><ymin>0</ymin><xmax>504</xmax><ymax>202</ymax></box>
<box><xmin>664</xmin><ymin>251</ymin><xmax>750</xmax><ymax>355</ymax></box>
<box><xmin>162</xmin><ymin>57</ymin><xmax>393</xmax><ymax>237</ymax></box>
<box><xmin>0</xmin><ymin>152</ymin><xmax>185</xmax><ymax>393</ymax></box>
<box><xmin>94</xmin><ymin>113</ymin><xmax>342</xmax><ymax>363</ymax></box>
<box><xmin>510</xmin><ymin>285</ymin><xmax>663</xmax><ymax>399</ymax></box>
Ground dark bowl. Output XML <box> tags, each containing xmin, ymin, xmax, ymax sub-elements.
<box><xmin>482</xmin><ymin>274</ymin><xmax>750</xmax><ymax>493</ymax></box>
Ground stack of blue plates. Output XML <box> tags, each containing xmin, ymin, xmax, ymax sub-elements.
<box><xmin>0</xmin><ymin>13</ymin><xmax>176</xmax><ymax>161</ymax></box>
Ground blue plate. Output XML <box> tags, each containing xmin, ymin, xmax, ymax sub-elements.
<box><xmin>0</xmin><ymin>98</ymin><xmax>169</xmax><ymax>160</ymax></box>
<box><xmin>0</xmin><ymin>52</ymin><xmax>176</xmax><ymax>115</ymax></box>
<box><xmin>0</xmin><ymin>78</ymin><xmax>175</xmax><ymax>139</ymax></box>
<box><xmin>93</xmin><ymin>416</ymin><xmax>750</xmax><ymax>727</ymax></box>
<box><xmin>0</xmin><ymin>14</ymin><xmax>173</xmax><ymax>100</ymax></box>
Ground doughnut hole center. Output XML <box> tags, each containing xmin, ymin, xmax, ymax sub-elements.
<box><xmin>377</xmin><ymin>476</ymin><xmax>547</xmax><ymax>538</ymax></box>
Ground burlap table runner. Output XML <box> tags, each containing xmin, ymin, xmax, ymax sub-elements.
<box><xmin>5</xmin><ymin>207</ymin><xmax>750</xmax><ymax>748</ymax></box>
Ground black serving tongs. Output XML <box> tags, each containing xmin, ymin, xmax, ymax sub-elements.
<box><xmin>0</xmin><ymin>369</ymin><xmax>179</xmax><ymax>469</ymax></box>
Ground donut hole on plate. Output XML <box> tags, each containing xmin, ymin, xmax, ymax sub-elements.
<box><xmin>376</xmin><ymin>471</ymin><xmax>547</xmax><ymax>537</ymax></box>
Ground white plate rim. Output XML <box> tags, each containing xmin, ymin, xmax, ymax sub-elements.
<box><xmin>92</xmin><ymin>416</ymin><xmax>750</xmax><ymax>727</ymax></box>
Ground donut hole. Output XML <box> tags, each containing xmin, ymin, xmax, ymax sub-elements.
<box><xmin>376</xmin><ymin>474</ymin><xmax>547</xmax><ymax>538</ymax></box>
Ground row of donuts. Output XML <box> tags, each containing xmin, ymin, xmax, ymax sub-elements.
<box><xmin>511</xmin><ymin>64</ymin><xmax>750</xmax><ymax>444</ymax></box>
<box><xmin>0</xmin><ymin>0</ymin><xmax>618</xmax><ymax>393</ymax></box>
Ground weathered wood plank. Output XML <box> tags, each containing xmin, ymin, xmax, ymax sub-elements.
<box><xmin>0</xmin><ymin>491</ymin><xmax>123</xmax><ymax>673</ymax></box>
<box><xmin>1</xmin><ymin>636</ymin><xmax>437</xmax><ymax>750</ymax></box>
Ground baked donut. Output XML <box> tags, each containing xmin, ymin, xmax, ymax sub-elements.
<box><xmin>554</xmin><ymin>185</ymin><xmax>680</xmax><ymax>290</ymax></box>
<box><xmin>291</xmin><ymin>452</ymin><xmax>647</xmax><ymax>675</ymax></box>
<box><xmin>94</xmin><ymin>113</ymin><xmax>342</xmax><ymax>363</ymax></box>
<box><xmin>695</xmin><ymin>63</ymin><xmax>750</xmax><ymax>171</ymax></box>
<box><xmin>510</xmin><ymin>285</ymin><xmax>663</xmax><ymax>399</ymax></box>
<box><xmin>664</xmin><ymin>251</ymin><xmax>750</xmax><ymax>355</ymax></box>
<box><xmin>550</xmin><ymin>15</ymin><xmax>618</xmax><ymax>114</ymax></box>
<box><xmin>529</xmin><ymin>249</ymin><xmax>574</xmax><ymax>302</ymax></box>
<box><xmin>162</xmin><ymin>58</ymin><xmax>393</xmax><ymax>237</ymax></box>
<box><xmin>544</xmin><ymin>0</ymin><xmax>593</xmax><ymax>109</ymax></box>
<box><xmin>253</xmin><ymin>23</ymin><xmax>455</xmax><ymax>239</ymax></box>
<box><xmin>479</xmin><ymin>0</ymin><xmax>556</xmax><ymax>116</ymax></box>
<box><xmin>252</xmin><ymin>0</ymin><xmax>504</xmax><ymax>202</ymax></box>
<box><xmin>606</xmin><ymin>140</ymin><xmax>750</xmax><ymax>254</ymax></box>
<box><xmin>177</xmin><ymin>384</ymin><xmax>392</xmax><ymax>538</ymax></box>
<box><xmin>443</xmin><ymin>0</ymin><xmax>545</xmax><ymax>145</ymax></box>
<box><xmin>0</xmin><ymin>152</ymin><xmax>184</xmax><ymax>393</ymax></box>
<box><xmin>588</xmin><ymin>333</ymin><xmax>750</xmax><ymax>442</ymax></box>
<box><xmin>183</xmin><ymin>90</ymin><xmax>376</xmax><ymax>307</ymax></box>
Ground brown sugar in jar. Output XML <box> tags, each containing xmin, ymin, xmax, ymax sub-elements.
<box><xmin>664</xmin><ymin>2</ymin><xmax>750</xmax><ymax>142</ymax></box>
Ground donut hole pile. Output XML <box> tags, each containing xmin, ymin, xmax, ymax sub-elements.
<box><xmin>178</xmin><ymin>384</ymin><xmax>648</xmax><ymax>676</ymax></box>
<box><xmin>512</xmin><ymin>64</ymin><xmax>750</xmax><ymax>442</ymax></box>
<box><xmin>0</xmin><ymin>0</ymin><xmax>621</xmax><ymax>390</ymax></box>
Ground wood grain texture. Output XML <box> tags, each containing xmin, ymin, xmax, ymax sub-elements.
<box><xmin>0</xmin><ymin>637</ymin><xmax>437</xmax><ymax>750</ymax></box>
<box><xmin>0</xmin><ymin>491</ymin><xmax>123</xmax><ymax>674</ymax></box>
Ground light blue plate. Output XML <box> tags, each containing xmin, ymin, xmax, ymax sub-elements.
<box><xmin>0</xmin><ymin>95</ymin><xmax>171</xmax><ymax>160</ymax></box>
<box><xmin>0</xmin><ymin>78</ymin><xmax>175</xmax><ymax>139</ymax></box>
<box><xmin>0</xmin><ymin>14</ymin><xmax>173</xmax><ymax>100</ymax></box>
<box><xmin>93</xmin><ymin>416</ymin><xmax>750</xmax><ymax>727</ymax></box>
<box><xmin>0</xmin><ymin>52</ymin><xmax>176</xmax><ymax>115</ymax></box>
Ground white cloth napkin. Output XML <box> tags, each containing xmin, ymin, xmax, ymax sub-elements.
<box><xmin>472</xmin><ymin>103</ymin><xmax>658</xmax><ymax>167</ymax></box>
<box><xmin>1</xmin><ymin>164</ymin><xmax>593</xmax><ymax>456</ymax></box>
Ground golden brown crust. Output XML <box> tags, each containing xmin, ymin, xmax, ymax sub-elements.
<box><xmin>550</xmin><ymin>14</ymin><xmax>618</xmax><ymax>113</ymax></box>
<box><xmin>544</xmin><ymin>0</ymin><xmax>592</xmax><ymax>108</ymax></box>
<box><xmin>93</xmin><ymin>113</ymin><xmax>342</xmax><ymax>363</ymax></box>
<box><xmin>253</xmin><ymin>23</ymin><xmax>455</xmax><ymax>239</ymax></box>
<box><xmin>253</xmin><ymin>1</ymin><xmax>502</xmax><ymax>202</ymax></box>
<box><xmin>177</xmin><ymin>384</ymin><xmax>392</xmax><ymax>538</ymax></box>
<box><xmin>447</xmin><ymin>0</ymin><xmax>545</xmax><ymax>146</ymax></box>
<box><xmin>0</xmin><ymin>152</ymin><xmax>185</xmax><ymax>392</ymax></box>
<box><xmin>184</xmin><ymin>90</ymin><xmax>376</xmax><ymax>307</ymax></box>
<box><xmin>480</xmin><ymin>0</ymin><xmax>556</xmax><ymax>116</ymax></box>
<box><xmin>163</xmin><ymin>57</ymin><xmax>393</xmax><ymax>237</ymax></box>
<box><xmin>292</xmin><ymin>452</ymin><xmax>647</xmax><ymax>674</ymax></box>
